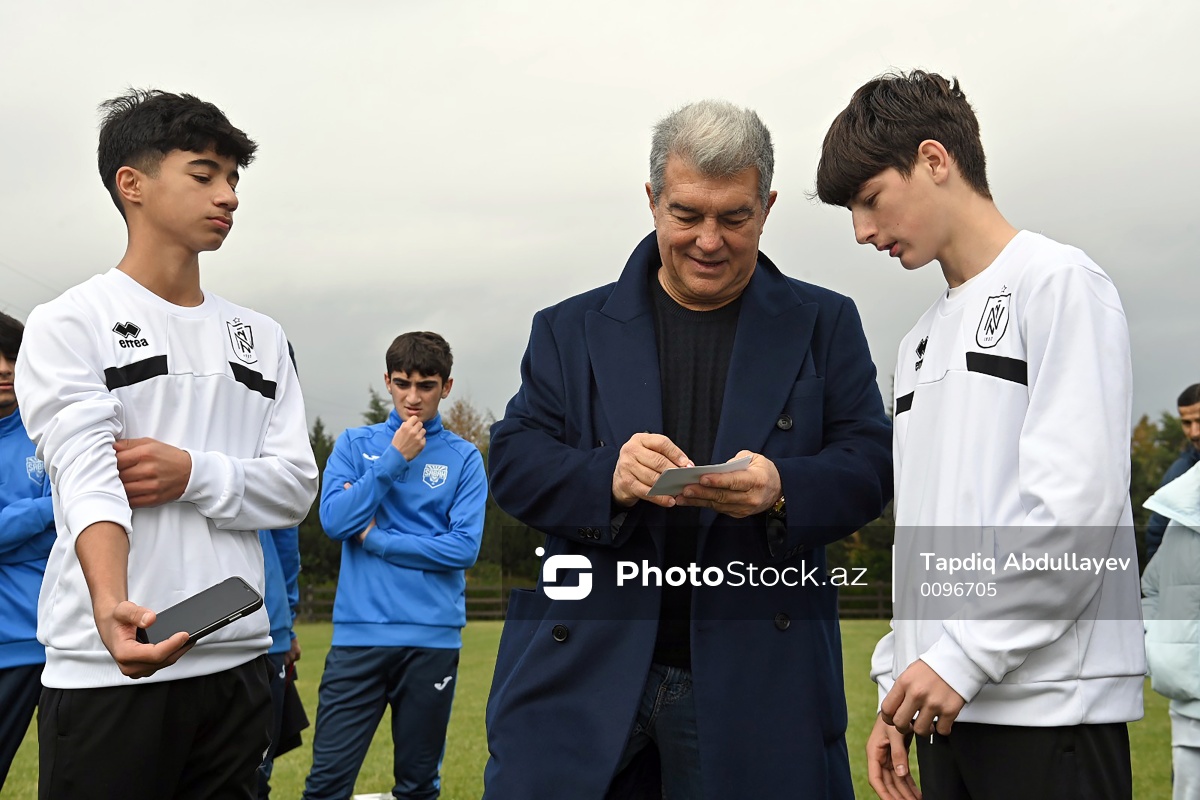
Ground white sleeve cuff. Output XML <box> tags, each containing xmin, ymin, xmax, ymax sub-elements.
<box><xmin>181</xmin><ymin>449</ymin><xmax>237</xmax><ymax>515</ymax></box>
<box><xmin>870</xmin><ymin>629</ymin><xmax>897</xmax><ymax>712</ymax></box>
<box><xmin>919</xmin><ymin>635</ymin><xmax>991</xmax><ymax>704</ymax></box>
<box><xmin>63</xmin><ymin>490</ymin><xmax>133</xmax><ymax>539</ymax></box>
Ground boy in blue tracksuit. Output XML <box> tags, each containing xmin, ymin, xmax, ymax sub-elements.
<box><xmin>302</xmin><ymin>331</ymin><xmax>487</xmax><ymax>800</ymax></box>
<box><xmin>257</xmin><ymin>525</ymin><xmax>302</xmax><ymax>798</ymax></box>
<box><xmin>0</xmin><ymin>312</ymin><xmax>54</xmax><ymax>790</ymax></box>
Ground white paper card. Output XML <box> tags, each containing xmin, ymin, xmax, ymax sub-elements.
<box><xmin>647</xmin><ymin>456</ymin><xmax>752</xmax><ymax>496</ymax></box>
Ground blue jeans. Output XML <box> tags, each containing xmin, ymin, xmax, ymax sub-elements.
<box><xmin>614</xmin><ymin>663</ymin><xmax>703</xmax><ymax>799</ymax></box>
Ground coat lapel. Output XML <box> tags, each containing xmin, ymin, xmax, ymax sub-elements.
<box><xmin>697</xmin><ymin>255</ymin><xmax>818</xmax><ymax>546</ymax></box>
<box><xmin>710</xmin><ymin>253</ymin><xmax>818</xmax><ymax>463</ymax></box>
<box><xmin>586</xmin><ymin>232</ymin><xmax>664</xmax><ymax>444</ymax></box>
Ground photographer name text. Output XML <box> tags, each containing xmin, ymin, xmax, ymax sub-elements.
<box><xmin>920</xmin><ymin>552</ymin><xmax>1132</xmax><ymax>576</ymax></box>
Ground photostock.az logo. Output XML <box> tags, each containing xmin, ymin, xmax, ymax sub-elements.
<box><xmin>536</xmin><ymin>547</ymin><xmax>592</xmax><ymax>601</ymax></box>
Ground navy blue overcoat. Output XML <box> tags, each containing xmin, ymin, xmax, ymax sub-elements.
<box><xmin>483</xmin><ymin>232</ymin><xmax>893</xmax><ymax>799</ymax></box>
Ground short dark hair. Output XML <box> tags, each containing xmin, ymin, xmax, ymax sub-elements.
<box><xmin>1179</xmin><ymin>384</ymin><xmax>1200</xmax><ymax>408</ymax></box>
<box><xmin>98</xmin><ymin>89</ymin><xmax>257</xmax><ymax>218</ymax></box>
<box><xmin>815</xmin><ymin>70</ymin><xmax>990</xmax><ymax>207</ymax></box>
<box><xmin>0</xmin><ymin>312</ymin><xmax>23</xmax><ymax>360</ymax></box>
<box><xmin>386</xmin><ymin>332</ymin><xmax>453</xmax><ymax>381</ymax></box>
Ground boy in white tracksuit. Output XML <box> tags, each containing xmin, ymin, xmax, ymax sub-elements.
<box><xmin>17</xmin><ymin>90</ymin><xmax>318</xmax><ymax>799</ymax></box>
<box><xmin>816</xmin><ymin>70</ymin><xmax>1144</xmax><ymax>800</ymax></box>
<box><xmin>1142</xmin><ymin>460</ymin><xmax>1200</xmax><ymax>800</ymax></box>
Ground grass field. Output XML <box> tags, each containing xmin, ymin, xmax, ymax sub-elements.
<box><xmin>5</xmin><ymin>619</ymin><xmax>1172</xmax><ymax>798</ymax></box>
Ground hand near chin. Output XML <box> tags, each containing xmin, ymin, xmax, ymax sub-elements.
<box><xmin>391</xmin><ymin>416</ymin><xmax>426</xmax><ymax>462</ymax></box>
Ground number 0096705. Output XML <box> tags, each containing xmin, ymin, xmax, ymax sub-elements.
<box><xmin>919</xmin><ymin>582</ymin><xmax>997</xmax><ymax>597</ymax></box>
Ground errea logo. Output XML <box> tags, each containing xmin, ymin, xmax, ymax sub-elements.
<box><xmin>536</xmin><ymin>546</ymin><xmax>592</xmax><ymax>601</ymax></box>
<box><xmin>112</xmin><ymin>321</ymin><xmax>148</xmax><ymax>349</ymax></box>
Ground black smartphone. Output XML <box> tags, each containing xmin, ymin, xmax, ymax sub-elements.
<box><xmin>135</xmin><ymin>576</ymin><xmax>264</xmax><ymax>645</ymax></box>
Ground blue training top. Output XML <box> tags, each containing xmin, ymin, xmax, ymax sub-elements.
<box><xmin>320</xmin><ymin>410</ymin><xmax>486</xmax><ymax>649</ymax></box>
<box><xmin>0</xmin><ymin>407</ymin><xmax>55</xmax><ymax>669</ymax></box>
<box><xmin>259</xmin><ymin>527</ymin><xmax>300</xmax><ymax>656</ymax></box>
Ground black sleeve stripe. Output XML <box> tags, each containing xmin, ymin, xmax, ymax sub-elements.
<box><xmin>229</xmin><ymin>362</ymin><xmax>278</xmax><ymax>399</ymax></box>
<box><xmin>104</xmin><ymin>355</ymin><xmax>168</xmax><ymax>390</ymax></box>
<box><xmin>965</xmin><ymin>352</ymin><xmax>1028</xmax><ymax>386</ymax></box>
<box><xmin>895</xmin><ymin>392</ymin><xmax>914</xmax><ymax>415</ymax></box>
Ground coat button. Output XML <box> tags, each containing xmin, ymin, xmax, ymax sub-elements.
<box><xmin>774</xmin><ymin>613</ymin><xmax>790</xmax><ymax>631</ymax></box>
<box><xmin>552</xmin><ymin>624</ymin><xmax>569</xmax><ymax>642</ymax></box>
<box><xmin>776</xmin><ymin>414</ymin><xmax>793</xmax><ymax>431</ymax></box>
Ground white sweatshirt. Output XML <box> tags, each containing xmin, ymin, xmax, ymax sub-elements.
<box><xmin>16</xmin><ymin>269</ymin><xmax>319</xmax><ymax>688</ymax></box>
<box><xmin>872</xmin><ymin>231</ymin><xmax>1145</xmax><ymax>726</ymax></box>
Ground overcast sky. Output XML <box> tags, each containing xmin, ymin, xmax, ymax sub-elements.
<box><xmin>2</xmin><ymin>1</ymin><xmax>1196</xmax><ymax>438</ymax></box>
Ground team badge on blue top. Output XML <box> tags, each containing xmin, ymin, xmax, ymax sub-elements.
<box><xmin>423</xmin><ymin>464</ymin><xmax>449</xmax><ymax>488</ymax></box>
<box><xmin>26</xmin><ymin>455</ymin><xmax>45</xmax><ymax>484</ymax></box>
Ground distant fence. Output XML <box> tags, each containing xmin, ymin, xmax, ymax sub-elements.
<box><xmin>298</xmin><ymin>583</ymin><xmax>892</xmax><ymax>621</ymax></box>
<box><xmin>836</xmin><ymin>585</ymin><xmax>892</xmax><ymax>618</ymax></box>
<box><xmin>296</xmin><ymin>584</ymin><xmax>515</xmax><ymax>622</ymax></box>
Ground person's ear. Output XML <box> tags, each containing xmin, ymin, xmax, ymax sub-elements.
<box><xmin>116</xmin><ymin>166</ymin><xmax>144</xmax><ymax>208</ymax></box>
<box><xmin>916</xmin><ymin>140</ymin><xmax>952</xmax><ymax>186</ymax></box>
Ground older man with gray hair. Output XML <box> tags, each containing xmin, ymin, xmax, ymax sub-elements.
<box><xmin>482</xmin><ymin>100</ymin><xmax>892</xmax><ymax>799</ymax></box>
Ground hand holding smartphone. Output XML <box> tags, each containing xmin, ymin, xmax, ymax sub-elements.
<box><xmin>135</xmin><ymin>576</ymin><xmax>264</xmax><ymax>646</ymax></box>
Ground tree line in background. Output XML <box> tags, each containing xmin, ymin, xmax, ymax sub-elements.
<box><xmin>298</xmin><ymin>391</ymin><xmax>1192</xmax><ymax>592</ymax></box>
